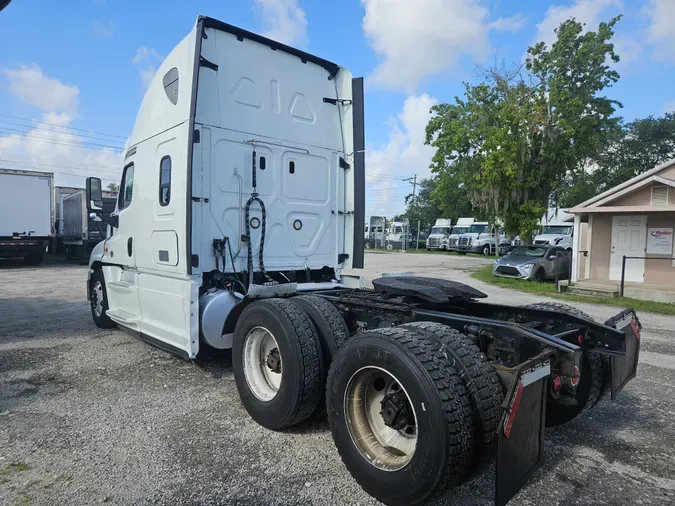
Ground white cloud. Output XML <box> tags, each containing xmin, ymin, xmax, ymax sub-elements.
<box><xmin>613</xmin><ymin>35</ymin><xmax>642</xmax><ymax>66</ymax></box>
<box><xmin>132</xmin><ymin>47</ymin><xmax>163</xmax><ymax>88</ymax></box>
<box><xmin>362</xmin><ymin>0</ymin><xmax>494</xmax><ymax>93</ymax></box>
<box><xmin>255</xmin><ymin>0</ymin><xmax>308</xmax><ymax>47</ymax></box>
<box><xmin>3</xmin><ymin>64</ymin><xmax>79</xmax><ymax>116</ymax></box>
<box><xmin>646</xmin><ymin>0</ymin><xmax>675</xmax><ymax>62</ymax></box>
<box><xmin>91</xmin><ymin>20</ymin><xmax>116</xmax><ymax>38</ymax></box>
<box><xmin>664</xmin><ymin>100</ymin><xmax>675</xmax><ymax>113</ymax></box>
<box><xmin>489</xmin><ymin>13</ymin><xmax>527</xmax><ymax>33</ymax></box>
<box><xmin>533</xmin><ymin>0</ymin><xmax>622</xmax><ymax>49</ymax></box>
<box><xmin>0</xmin><ymin>66</ymin><xmax>124</xmax><ymax>188</ymax></box>
<box><xmin>366</xmin><ymin>94</ymin><xmax>437</xmax><ymax>218</ymax></box>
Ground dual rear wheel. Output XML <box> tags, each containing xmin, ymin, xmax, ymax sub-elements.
<box><xmin>232</xmin><ymin>300</ymin><xmax>503</xmax><ymax>506</ymax></box>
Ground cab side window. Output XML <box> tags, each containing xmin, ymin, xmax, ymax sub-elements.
<box><xmin>119</xmin><ymin>163</ymin><xmax>135</xmax><ymax>210</ymax></box>
<box><xmin>159</xmin><ymin>156</ymin><xmax>171</xmax><ymax>206</ymax></box>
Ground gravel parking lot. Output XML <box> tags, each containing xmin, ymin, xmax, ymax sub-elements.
<box><xmin>1</xmin><ymin>252</ymin><xmax>674</xmax><ymax>505</ymax></box>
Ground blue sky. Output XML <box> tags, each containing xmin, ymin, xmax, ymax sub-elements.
<box><xmin>0</xmin><ymin>0</ymin><xmax>674</xmax><ymax>217</ymax></box>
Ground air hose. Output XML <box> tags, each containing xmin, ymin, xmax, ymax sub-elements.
<box><xmin>244</xmin><ymin>146</ymin><xmax>272</xmax><ymax>288</ymax></box>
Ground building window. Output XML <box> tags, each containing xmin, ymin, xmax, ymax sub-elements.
<box><xmin>652</xmin><ymin>186</ymin><xmax>668</xmax><ymax>206</ymax></box>
<box><xmin>159</xmin><ymin>156</ymin><xmax>171</xmax><ymax>206</ymax></box>
<box><xmin>119</xmin><ymin>163</ymin><xmax>134</xmax><ymax>210</ymax></box>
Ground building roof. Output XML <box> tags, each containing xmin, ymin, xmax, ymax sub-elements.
<box><xmin>568</xmin><ymin>157</ymin><xmax>675</xmax><ymax>214</ymax></box>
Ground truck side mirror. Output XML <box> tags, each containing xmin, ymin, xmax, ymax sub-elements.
<box><xmin>86</xmin><ymin>177</ymin><xmax>103</xmax><ymax>211</ymax></box>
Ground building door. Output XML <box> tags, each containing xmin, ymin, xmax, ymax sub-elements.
<box><xmin>609</xmin><ymin>215</ymin><xmax>646</xmax><ymax>283</ymax></box>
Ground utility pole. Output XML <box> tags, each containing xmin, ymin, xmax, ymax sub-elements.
<box><xmin>403</xmin><ymin>174</ymin><xmax>417</xmax><ymax>250</ymax></box>
<box><xmin>402</xmin><ymin>174</ymin><xmax>417</xmax><ymax>203</ymax></box>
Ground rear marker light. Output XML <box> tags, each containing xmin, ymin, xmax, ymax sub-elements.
<box><xmin>503</xmin><ymin>382</ymin><xmax>524</xmax><ymax>438</ymax></box>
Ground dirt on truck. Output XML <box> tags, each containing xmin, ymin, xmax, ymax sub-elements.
<box><xmin>82</xmin><ymin>15</ymin><xmax>641</xmax><ymax>506</ymax></box>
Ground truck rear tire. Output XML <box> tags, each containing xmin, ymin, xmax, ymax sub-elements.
<box><xmin>523</xmin><ymin>302</ymin><xmax>605</xmax><ymax>426</ymax></box>
<box><xmin>233</xmin><ymin>298</ymin><xmax>323</xmax><ymax>430</ymax></box>
<box><xmin>326</xmin><ymin>327</ymin><xmax>473</xmax><ymax>506</ymax></box>
<box><xmin>292</xmin><ymin>295</ymin><xmax>350</xmax><ymax>413</ymax></box>
<box><xmin>401</xmin><ymin>322</ymin><xmax>503</xmax><ymax>472</ymax></box>
<box><xmin>292</xmin><ymin>295</ymin><xmax>349</xmax><ymax>366</ymax></box>
<box><xmin>90</xmin><ymin>269</ymin><xmax>117</xmax><ymax>329</ymax></box>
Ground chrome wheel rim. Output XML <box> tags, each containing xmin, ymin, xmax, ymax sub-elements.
<box><xmin>92</xmin><ymin>281</ymin><xmax>103</xmax><ymax>317</ymax></box>
<box><xmin>243</xmin><ymin>326</ymin><xmax>282</xmax><ymax>402</ymax></box>
<box><xmin>344</xmin><ymin>366</ymin><xmax>417</xmax><ymax>471</ymax></box>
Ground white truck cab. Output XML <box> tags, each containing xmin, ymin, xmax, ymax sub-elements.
<box><xmin>456</xmin><ymin>222</ymin><xmax>507</xmax><ymax>255</ymax></box>
<box><xmin>534</xmin><ymin>223</ymin><xmax>573</xmax><ymax>250</ymax></box>
<box><xmin>426</xmin><ymin>218</ymin><xmax>452</xmax><ymax>250</ymax></box>
<box><xmin>447</xmin><ymin>217</ymin><xmax>475</xmax><ymax>251</ymax></box>
<box><xmin>80</xmin><ymin>16</ymin><xmax>641</xmax><ymax>506</ymax></box>
<box><xmin>86</xmin><ymin>16</ymin><xmax>363</xmax><ymax>358</ymax></box>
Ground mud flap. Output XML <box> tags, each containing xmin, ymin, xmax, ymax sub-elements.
<box><xmin>610</xmin><ymin>314</ymin><xmax>641</xmax><ymax>400</ymax></box>
<box><xmin>495</xmin><ymin>353</ymin><xmax>552</xmax><ymax>506</ymax></box>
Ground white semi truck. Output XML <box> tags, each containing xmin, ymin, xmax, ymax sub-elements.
<box><xmin>0</xmin><ymin>169</ymin><xmax>53</xmax><ymax>265</ymax></box>
<box><xmin>84</xmin><ymin>16</ymin><xmax>641</xmax><ymax>506</ymax></box>
<box><xmin>426</xmin><ymin>218</ymin><xmax>452</xmax><ymax>250</ymax></box>
<box><xmin>448</xmin><ymin>217</ymin><xmax>475</xmax><ymax>251</ymax></box>
<box><xmin>364</xmin><ymin>215</ymin><xmax>386</xmax><ymax>249</ymax></box>
<box><xmin>534</xmin><ymin>209</ymin><xmax>574</xmax><ymax>250</ymax></box>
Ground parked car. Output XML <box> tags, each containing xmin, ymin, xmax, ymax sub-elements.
<box><xmin>492</xmin><ymin>245</ymin><xmax>571</xmax><ymax>282</ymax></box>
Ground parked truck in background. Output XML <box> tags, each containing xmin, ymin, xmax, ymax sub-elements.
<box><xmin>456</xmin><ymin>221</ymin><xmax>497</xmax><ymax>255</ymax></box>
<box><xmin>83</xmin><ymin>16</ymin><xmax>641</xmax><ymax>506</ymax></box>
<box><xmin>0</xmin><ymin>169</ymin><xmax>53</xmax><ymax>265</ymax></box>
<box><xmin>534</xmin><ymin>209</ymin><xmax>575</xmax><ymax>250</ymax></box>
<box><xmin>365</xmin><ymin>216</ymin><xmax>386</xmax><ymax>249</ymax></box>
<box><xmin>62</xmin><ymin>189</ymin><xmax>117</xmax><ymax>263</ymax></box>
<box><xmin>447</xmin><ymin>217</ymin><xmax>474</xmax><ymax>251</ymax></box>
<box><xmin>426</xmin><ymin>218</ymin><xmax>452</xmax><ymax>250</ymax></box>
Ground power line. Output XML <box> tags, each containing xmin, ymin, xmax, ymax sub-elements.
<box><xmin>0</xmin><ymin>113</ymin><xmax>128</xmax><ymax>140</ymax></box>
<box><xmin>0</xmin><ymin>159</ymin><xmax>121</xmax><ymax>176</ymax></box>
<box><xmin>0</xmin><ymin>157</ymin><xmax>121</xmax><ymax>173</ymax></box>
<box><xmin>0</xmin><ymin>119</ymin><xmax>127</xmax><ymax>145</ymax></box>
<box><xmin>0</xmin><ymin>130</ymin><xmax>124</xmax><ymax>152</ymax></box>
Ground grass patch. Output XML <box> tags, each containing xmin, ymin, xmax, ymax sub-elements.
<box><xmin>471</xmin><ymin>264</ymin><xmax>675</xmax><ymax>316</ymax></box>
<box><xmin>11</xmin><ymin>463</ymin><xmax>30</xmax><ymax>472</ymax></box>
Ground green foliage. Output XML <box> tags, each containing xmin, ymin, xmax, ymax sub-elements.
<box><xmin>106</xmin><ymin>182</ymin><xmax>120</xmax><ymax>192</ymax></box>
<box><xmin>558</xmin><ymin>112</ymin><xmax>675</xmax><ymax>206</ymax></box>
<box><xmin>422</xmin><ymin>16</ymin><xmax>622</xmax><ymax>235</ymax></box>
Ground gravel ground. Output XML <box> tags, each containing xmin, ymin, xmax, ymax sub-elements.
<box><xmin>1</xmin><ymin>252</ymin><xmax>674</xmax><ymax>506</ymax></box>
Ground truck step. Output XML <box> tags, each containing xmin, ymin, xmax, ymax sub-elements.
<box><xmin>108</xmin><ymin>280</ymin><xmax>135</xmax><ymax>289</ymax></box>
<box><xmin>106</xmin><ymin>309</ymin><xmax>140</xmax><ymax>324</ymax></box>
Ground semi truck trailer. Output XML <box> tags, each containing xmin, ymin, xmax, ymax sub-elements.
<box><xmin>84</xmin><ymin>16</ymin><xmax>641</xmax><ymax>506</ymax></box>
<box><xmin>0</xmin><ymin>169</ymin><xmax>53</xmax><ymax>265</ymax></box>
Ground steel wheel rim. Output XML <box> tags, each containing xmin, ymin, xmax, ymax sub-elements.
<box><xmin>92</xmin><ymin>281</ymin><xmax>103</xmax><ymax>317</ymax></box>
<box><xmin>243</xmin><ymin>326</ymin><xmax>282</xmax><ymax>402</ymax></box>
<box><xmin>344</xmin><ymin>366</ymin><xmax>417</xmax><ymax>472</ymax></box>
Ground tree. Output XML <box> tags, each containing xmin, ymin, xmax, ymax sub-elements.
<box><xmin>557</xmin><ymin>112</ymin><xmax>675</xmax><ymax>207</ymax></box>
<box><xmin>400</xmin><ymin>177</ymin><xmax>442</xmax><ymax>233</ymax></box>
<box><xmin>107</xmin><ymin>182</ymin><xmax>120</xmax><ymax>192</ymax></box>
<box><xmin>425</xmin><ymin>17</ymin><xmax>623</xmax><ymax>237</ymax></box>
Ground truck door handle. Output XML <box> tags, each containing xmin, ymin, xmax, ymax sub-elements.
<box><xmin>127</xmin><ymin>237</ymin><xmax>133</xmax><ymax>257</ymax></box>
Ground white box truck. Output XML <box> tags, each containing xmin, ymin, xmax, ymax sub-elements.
<box><xmin>82</xmin><ymin>16</ymin><xmax>640</xmax><ymax>506</ymax></box>
<box><xmin>0</xmin><ymin>169</ymin><xmax>53</xmax><ymax>264</ymax></box>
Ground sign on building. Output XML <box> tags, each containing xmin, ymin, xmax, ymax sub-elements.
<box><xmin>646</xmin><ymin>228</ymin><xmax>674</xmax><ymax>255</ymax></box>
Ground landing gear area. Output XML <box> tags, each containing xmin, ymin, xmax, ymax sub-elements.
<box><xmin>219</xmin><ymin>275</ymin><xmax>640</xmax><ymax>506</ymax></box>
